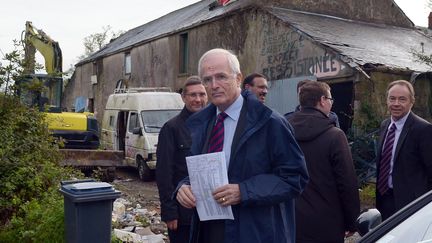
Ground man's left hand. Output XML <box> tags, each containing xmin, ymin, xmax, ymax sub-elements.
<box><xmin>213</xmin><ymin>184</ymin><xmax>241</xmax><ymax>206</ymax></box>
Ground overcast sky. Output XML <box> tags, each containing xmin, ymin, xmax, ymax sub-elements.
<box><xmin>0</xmin><ymin>0</ymin><xmax>429</xmax><ymax>72</ymax></box>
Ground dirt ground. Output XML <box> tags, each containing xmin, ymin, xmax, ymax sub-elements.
<box><xmin>111</xmin><ymin>167</ymin><xmax>161</xmax><ymax>213</ymax></box>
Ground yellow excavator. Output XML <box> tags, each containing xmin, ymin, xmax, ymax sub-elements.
<box><xmin>18</xmin><ymin>21</ymin><xmax>99</xmax><ymax>149</ymax></box>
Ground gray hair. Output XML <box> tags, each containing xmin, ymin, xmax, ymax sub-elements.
<box><xmin>387</xmin><ymin>80</ymin><xmax>415</xmax><ymax>103</ymax></box>
<box><xmin>198</xmin><ymin>48</ymin><xmax>241</xmax><ymax>77</ymax></box>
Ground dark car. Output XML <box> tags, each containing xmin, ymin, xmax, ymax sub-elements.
<box><xmin>357</xmin><ymin>189</ymin><xmax>432</xmax><ymax>242</ymax></box>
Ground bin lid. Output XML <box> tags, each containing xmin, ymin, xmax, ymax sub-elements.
<box><xmin>61</xmin><ymin>182</ymin><xmax>114</xmax><ymax>195</ymax></box>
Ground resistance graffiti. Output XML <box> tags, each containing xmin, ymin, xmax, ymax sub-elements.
<box><xmin>263</xmin><ymin>53</ymin><xmax>347</xmax><ymax>80</ymax></box>
<box><xmin>261</xmin><ymin>30</ymin><xmax>350</xmax><ymax>80</ymax></box>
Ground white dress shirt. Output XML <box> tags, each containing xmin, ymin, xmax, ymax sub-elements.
<box><xmin>215</xmin><ymin>94</ymin><xmax>243</xmax><ymax>166</ymax></box>
<box><xmin>387</xmin><ymin>111</ymin><xmax>410</xmax><ymax>188</ymax></box>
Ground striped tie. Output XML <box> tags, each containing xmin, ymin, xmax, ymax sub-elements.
<box><xmin>207</xmin><ymin>112</ymin><xmax>228</xmax><ymax>153</ymax></box>
<box><xmin>377</xmin><ymin>123</ymin><xmax>397</xmax><ymax>195</ymax></box>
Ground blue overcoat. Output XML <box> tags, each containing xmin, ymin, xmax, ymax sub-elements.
<box><xmin>186</xmin><ymin>92</ymin><xmax>309</xmax><ymax>243</ymax></box>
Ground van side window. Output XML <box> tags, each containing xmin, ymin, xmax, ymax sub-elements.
<box><xmin>128</xmin><ymin>112</ymin><xmax>139</xmax><ymax>132</ymax></box>
<box><xmin>109</xmin><ymin>115</ymin><xmax>115</xmax><ymax>127</ymax></box>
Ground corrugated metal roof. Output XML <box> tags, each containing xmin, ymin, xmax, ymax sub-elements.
<box><xmin>78</xmin><ymin>0</ymin><xmax>247</xmax><ymax>64</ymax></box>
<box><xmin>79</xmin><ymin>0</ymin><xmax>432</xmax><ymax>72</ymax></box>
<box><xmin>268</xmin><ymin>7</ymin><xmax>432</xmax><ymax>72</ymax></box>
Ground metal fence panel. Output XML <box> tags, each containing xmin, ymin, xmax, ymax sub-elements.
<box><xmin>266</xmin><ymin>76</ymin><xmax>316</xmax><ymax>115</ymax></box>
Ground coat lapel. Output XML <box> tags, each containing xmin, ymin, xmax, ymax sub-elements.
<box><xmin>187</xmin><ymin>104</ymin><xmax>216</xmax><ymax>155</ymax></box>
<box><xmin>393</xmin><ymin>112</ymin><xmax>413</xmax><ymax>163</ymax></box>
<box><xmin>377</xmin><ymin>119</ymin><xmax>391</xmax><ymax>164</ymax></box>
<box><xmin>230</xmin><ymin>99</ymin><xmax>247</xmax><ymax>161</ymax></box>
<box><xmin>228</xmin><ymin>94</ymin><xmax>272</xmax><ymax>171</ymax></box>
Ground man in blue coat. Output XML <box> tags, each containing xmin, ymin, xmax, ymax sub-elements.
<box><xmin>176</xmin><ymin>48</ymin><xmax>309</xmax><ymax>243</ymax></box>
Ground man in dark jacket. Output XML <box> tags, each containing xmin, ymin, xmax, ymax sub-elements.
<box><xmin>176</xmin><ymin>48</ymin><xmax>308</xmax><ymax>243</ymax></box>
<box><xmin>287</xmin><ymin>81</ymin><xmax>360</xmax><ymax>243</ymax></box>
<box><xmin>376</xmin><ymin>80</ymin><xmax>432</xmax><ymax>220</ymax></box>
<box><xmin>284</xmin><ymin>79</ymin><xmax>340</xmax><ymax>128</ymax></box>
<box><xmin>156</xmin><ymin>76</ymin><xmax>208</xmax><ymax>243</ymax></box>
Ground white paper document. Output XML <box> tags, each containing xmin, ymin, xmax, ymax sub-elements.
<box><xmin>186</xmin><ymin>152</ymin><xmax>234</xmax><ymax>221</ymax></box>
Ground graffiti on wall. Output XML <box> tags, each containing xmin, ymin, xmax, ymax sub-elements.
<box><xmin>261</xmin><ymin>30</ymin><xmax>349</xmax><ymax>80</ymax></box>
<box><xmin>263</xmin><ymin>53</ymin><xmax>347</xmax><ymax>80</ymax></box>
<box><xmin>261</xmin><ymin>30</ymin><xmax>304</xmax><ymax>56</ymax></box>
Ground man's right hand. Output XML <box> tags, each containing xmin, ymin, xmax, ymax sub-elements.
<box><xmin>176</xmin><ymin>184</ymin><xmax>196</xmax><ymax>208</ymax></box>
<box><xmin>166</xmin><ymin>219</ymin><xmax>178</xmax><ymax>230</ymax></box>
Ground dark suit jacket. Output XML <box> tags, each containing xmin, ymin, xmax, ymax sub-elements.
<box><xmin>376</xmin><ymin>112</ymin><xmax>432</xmax><ymax>211</ymax></box>
<box><xmin>156</xmin><ymin>107</ymin><xmax>193</xmax><ymax>225</ymax></box>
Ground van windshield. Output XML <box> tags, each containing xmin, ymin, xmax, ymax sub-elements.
<box><xmin>141</xmin><ymin>109</ymin><xmax>182</xmax><ymax>133</ymax></box>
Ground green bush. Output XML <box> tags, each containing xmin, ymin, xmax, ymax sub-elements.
<box><xmin>359</xmin><ymin>183</ymin><xmax>376</xmax><ymax>210</ymax></box>
<box><xmin>0</xmin><ymin>188</ymin><xmax>65</xmax><ymax>242</ymax></box>
<box><xmin>0</xmin><ymin>94</ymin><xmax>81</xmax><ymax>242</ymax></box>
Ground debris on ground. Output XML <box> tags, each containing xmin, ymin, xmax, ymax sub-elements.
<box><xmin>112</xmin><ymin>198</ymin><xmax>167</xmax><ymax>243</ymax></box>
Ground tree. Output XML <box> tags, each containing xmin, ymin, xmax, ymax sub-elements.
<box><xmin>0</xmin><ymin>40</ymin><xmax>25</xmax><ymax>94</ymax></box>
<box><xmin>0</xmin><ymin>39</ymin><xmax>46</xmax><ymax>95</ymax></box>
<box><xmin>77</xmin><ymin>25</ymin><xmax>125</xmax><ymax>61</ymax></box>
<box><xmin>413</xmin><ymin>50</ymin><xmax>432</xmax><ymax>69</ymax></box>
<box><xmin>411</xmin><ymin>1</ymin><xmax>432</xmax><ymax>69</ymax></box>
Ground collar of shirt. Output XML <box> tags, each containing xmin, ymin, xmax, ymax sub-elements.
<box><xmin>215</xmin><ymin>94</ymin><xmax>243</xmax><ymax>166</ymax></box>
<box><xmin>390</xmin><ymin>111</ymin><xmax>410</xmax><ymax>131</ymax></box>
<box><xmin>387</xmin><ymin>111</ymin><xmax>410</xmax><ymax>188</ymax></box>
<box><xmin>216</xmin><ymin>94</ymin><xmax>243</xmax><ymax>122</ymax></box>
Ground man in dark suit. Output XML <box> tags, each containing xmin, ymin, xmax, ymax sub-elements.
<box><xmin>156</xmin><ymin>76</ymin><xmax>208</xmax><ymax>243</ymax></box>
<box><xmin>376</xmin><ymin>80</ymin><xmax>432</xmax><ymax>220</ymax></box>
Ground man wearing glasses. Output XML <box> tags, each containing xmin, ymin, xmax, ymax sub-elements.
<box><xmin>375</xmin><ymin>80</ymin><xmax>432</xmax><ymax>220</ymax></box>
<box><xmin>285</xmin><ymin>79</ymin><xmax>340</xmax><ymax>128</ymax></box>
<box><xmin>176</xmin><ymin>48</ymin><xmax>308</xmax><ymax>243</ymax></box>
<box><xmin>241</xmin><ymin>73</ymin><xmax>268</xmax><ymax>103</ymax></box>
<box><xmin>156</xmin><ymin>76</ymin><xmax>208</xmax><ymax>243</ymax></box>
<box><xmin>286</xmin><ymin>81</ymin><xmax>359</xmax><ymax>243</ymax></box>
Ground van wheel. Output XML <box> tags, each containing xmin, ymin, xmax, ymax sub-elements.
<box><xmin>137</xmin><ymin>158</ymin><xmax>154</xmax><ymax>181</ymax></box>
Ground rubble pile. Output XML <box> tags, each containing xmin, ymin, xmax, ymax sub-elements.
<box><xmin>112</xmin><ymin>198</ymin><xmax>167</xmax><ymax>243</ymax></box>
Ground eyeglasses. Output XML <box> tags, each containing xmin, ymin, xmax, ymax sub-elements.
<box><xmin>184</xmin><ymin>92</ymin><xmax>207</xmax><ymax>98</ymax></box>
<box><xmin>324</xmin><ymin>96</ymin><xmax>335</xmax><ymax>103</ymax></box>
<box><xmin>202</xmin><ymin>73</ymin><xmax>234</xmax><ymax>87</ymax></box>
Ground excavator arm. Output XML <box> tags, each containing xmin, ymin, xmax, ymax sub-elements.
<box><xmin>24</xmin><ymin>21</ymin><xmax>62</xmax><ymax>75</ymax></box>
<box><xmin>19</xmin><ymin>21</ymin><xmax>100</xmax><ymax>150</ymax></box>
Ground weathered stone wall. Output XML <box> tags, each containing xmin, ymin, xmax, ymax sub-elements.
<box><xmin>62</xmin><ymin>62</ymin><xmax>93</xmax><ymax>111</ymax></box>
<box><xmin>252</xmin><ymin>9</ymin><xmax>353</xmax><ymax>80</ymax></box>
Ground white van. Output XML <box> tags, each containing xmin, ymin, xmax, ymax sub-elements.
<box><xmin>101</xmin><ymin>87</ymin><xmax>184</xmax><ymax>181</ymax></box>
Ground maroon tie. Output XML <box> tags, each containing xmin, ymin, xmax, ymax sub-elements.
<box><xmin>207</xmin><ymin>112</ymin><xmax>228</xmax><ymax>153</ymax></box>
<box><xmin>377</xmin><ymin>123</ymin><xmax>397</xmax><ymax>195</ymax></box>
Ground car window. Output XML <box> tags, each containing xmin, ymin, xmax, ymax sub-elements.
<box><xmin>376</xmin><ymin>201</ymin><xmax>432</xmax><ymax>243</ymax></box>
<box><xmin>140</xmin><ymin>110</ymin><xmax>181</xmax><ymax>133</ymax></box>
